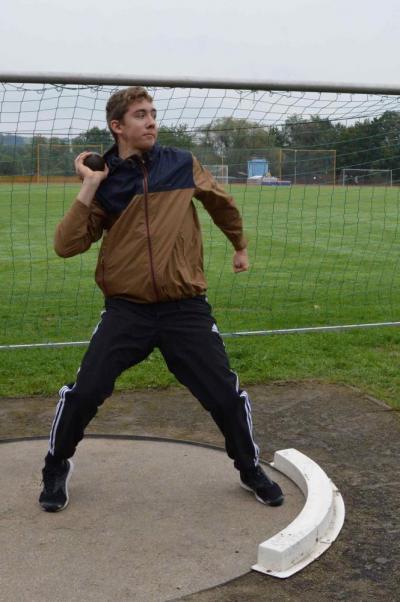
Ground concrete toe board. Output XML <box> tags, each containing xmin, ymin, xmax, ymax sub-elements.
<box><xmin>0</xmin><ymin>437</ymin><xmax>303</xmax><ymax>602</ymax></box>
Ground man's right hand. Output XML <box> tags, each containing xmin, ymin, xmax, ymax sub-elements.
<box><xmin>75</xmin><ymin>152</ymin><xmax>109</xmax><ymax>207</ymax></box>
<box><xmin>75</xmin><ymin>151</ymin><xmax>109</xmax><ymax>183</ymax></box>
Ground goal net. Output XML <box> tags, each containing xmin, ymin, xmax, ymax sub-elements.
<box><xmin>1</xmin><ymin>77</ymin><xmax>400</xmax><ymax>348</ymax></box>
<box><xmin>35</xmin><ymin>143</ymin><xmax>104</xmax><ymax>182</ymax></box>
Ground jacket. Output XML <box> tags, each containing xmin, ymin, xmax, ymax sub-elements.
<box><xmin>54</xmin><ymin>144</ymin><xmax>247</xmax><ymax>303</ymax></box>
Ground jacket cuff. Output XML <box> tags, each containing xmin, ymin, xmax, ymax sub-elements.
<box><xmin>233</xmin><ymin>236</ymin><xmax>248</xmax><ymax>251</ymax></box>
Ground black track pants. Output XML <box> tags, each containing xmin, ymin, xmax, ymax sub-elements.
<box><xmin>47</xmin><ymin>296</ymin><xmax>260</xmax><ymax>472</ymax></box>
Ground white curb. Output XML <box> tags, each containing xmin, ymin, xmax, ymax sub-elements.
<box><xmin>252</xmin><ymin>448</ymin><xmax>345</xmax><ymax>578</ymax></box>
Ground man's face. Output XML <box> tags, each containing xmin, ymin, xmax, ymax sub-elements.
<box><xmin>111</xmin><ymin>99</ymin><xmax>158</xmax><ymax>152</ymax></box>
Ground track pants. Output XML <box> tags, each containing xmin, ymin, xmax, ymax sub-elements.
<box><xmin>47</xmin><ymin>296</ymin><xmax>260</xmax><ymax>472</ymax></box>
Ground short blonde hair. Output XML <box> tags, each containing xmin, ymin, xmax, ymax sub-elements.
<box><xmin>106</xmin><ymin>86</ymin><xmax>153</xmax><ymax>141</ymax></box>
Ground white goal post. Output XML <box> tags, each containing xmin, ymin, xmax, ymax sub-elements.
<box><xmin>341</xmin><ymin>168</ymin><xmax>393</xmax><ymax>186</ymax></box>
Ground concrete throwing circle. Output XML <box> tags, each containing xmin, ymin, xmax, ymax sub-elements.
<box><xmin>0</xmin><ymin>437</ymin><xmax>303</xmax><ymax>602</ymax></box>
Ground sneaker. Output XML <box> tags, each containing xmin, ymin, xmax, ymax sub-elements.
<box><xmin>39</xmin><ymin>459</ymin><xmax>74</xmax><ymax>512</ymax></box>
<box><xmin>240</xmin><ymin>465</ymin><xmax>284</xmax><ymax>506</ymax></box>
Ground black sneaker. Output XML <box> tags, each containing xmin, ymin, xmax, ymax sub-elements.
<box><xmin>39</xmin><ymin>459</ymin><xmax>74</xmax><ymax>512</ymax></box>
<box><xmin>240</xmin><ymin>465</ymin><xmax>284</xmax><ymax>507</ymax></box>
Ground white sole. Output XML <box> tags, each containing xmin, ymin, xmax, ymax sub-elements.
<box><xmin>240</xmin><ymin>480</ymin><xmax>284</xmax><ymax>506</ymax></box>
<box><xmin>59</xmin><ymin>459</ymin><xmax>74</xmax><ymax>511</ymax></box>
<box><xmin>240</xmin><ymin>480</ymin><xmax>267</xmax><ymax>505</ymax></box>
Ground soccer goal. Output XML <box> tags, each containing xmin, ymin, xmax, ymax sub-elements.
<box><xmin>203</xmin><ymin>164</ymin><xmax>229</xmax><ymax>185</ymax></box>
<box><xmin>280</xmin><ymin>149</ymin><xmax>336</xmax><ymax>185</ymax></box>
<box><xmin>1</xmin><ymin>74</ymin><xmax>400</xmax><ymax>349</ymax></box>
<box><xmin>341</xmin><ymin>168</ymin><xmax>393</xmax><ymax>187</ymax></box>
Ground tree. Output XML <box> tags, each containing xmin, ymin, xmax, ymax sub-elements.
<box><xmin>0</xmin><ymin>134</ymin><xmax>33</xmax><ymax>175</ymax></box>
<box><xmin>72</xmin><ymin>127</ymin><xmax>113</xmax><ymax>149</ymax></box>
<box><xmin>370</xmin><ymin>111</ymin><xmax>400</xmax><ymax>172</ymax></box>
<box><xmin>281</xmin><ymin>115</ymin><xmax>337</xmax><ymax>148</ymax></box>
<box><xmin>158</xmin><ymin>124</ymin><xmax>194</xmax><ymax>149</ymax></box>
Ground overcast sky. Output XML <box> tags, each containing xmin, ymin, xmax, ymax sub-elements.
<box><xmin>1</xmin><ymin>0</ymin><xmax>399</xmax><ymax>88</ymax></box>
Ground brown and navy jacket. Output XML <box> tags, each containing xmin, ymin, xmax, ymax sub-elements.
<box><xmin>54</xmin><ymin>144</ymin><xmax>247</xmax><ymax>303</ymax></box>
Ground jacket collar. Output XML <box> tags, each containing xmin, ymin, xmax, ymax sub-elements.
<box><xmin>104</xmin><ymin>143</ymin><xmax>159</xmax><ymax>173</ymax></box>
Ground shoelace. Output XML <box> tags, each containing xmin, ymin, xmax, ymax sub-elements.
<box><xmin>243</xmin><ymin>466</ymin><xmax>274</xmax><ymax>488</ymax></box>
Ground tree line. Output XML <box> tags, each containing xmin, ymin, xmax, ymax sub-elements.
<box><xmin>1</xmin><ymin>110</ymin><xmax>399</xmax><ymax>182</ymax></box>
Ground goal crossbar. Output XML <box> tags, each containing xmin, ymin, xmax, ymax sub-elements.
<box><xmin>2</xmin><ymin>71</ymin><xmax>400</xmax><ymax>95</ymax></box>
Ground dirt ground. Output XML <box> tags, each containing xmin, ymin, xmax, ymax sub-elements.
<box><xmin>1</xmin><ymin>381</ymin><xmax>399</xmax><ymax>602</ymax></box>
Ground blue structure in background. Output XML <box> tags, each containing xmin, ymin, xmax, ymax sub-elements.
<box><xmin>247</xmin><ymin>158</ymin><xmax>268</xmax><ymax>177</ymax></box>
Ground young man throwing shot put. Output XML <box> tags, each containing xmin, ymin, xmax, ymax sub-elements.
<box><xmin>39</xmin><ymin>86</ymin><xmax>284</xmax><ymax>512</ymax></box>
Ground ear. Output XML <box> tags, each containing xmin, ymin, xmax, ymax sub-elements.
<box><xmin>110</xmin><ymin>119</ymin><xmax>123</xmax><ymax>136</ymax></box>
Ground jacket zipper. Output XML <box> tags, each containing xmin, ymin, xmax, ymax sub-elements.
<box><xmin>140</xmin><ymin>161</ymin><xmax>160</xmax><ymax>302</ymax></box>
<box><xmin>99</xmin><ymin>246</ymin><xmax>109</xmax><ymax>296</ymax></box>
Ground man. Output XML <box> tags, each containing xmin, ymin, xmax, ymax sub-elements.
<box><xmin>39</xmin><ymin>86</ymin><xmax>284</xmax><ymax>512</ymax></box>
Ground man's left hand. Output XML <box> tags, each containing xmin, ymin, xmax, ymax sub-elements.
<box><xmin>233</xmin><ymin>248</ymin><xmax>249</xmax><ymax>273</ymax></box>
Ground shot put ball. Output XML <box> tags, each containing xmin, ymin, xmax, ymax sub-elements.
<box><xmin>83</xmin><ymin>153</ymin><xmax>106</xmax><ymax>171</ymax></box>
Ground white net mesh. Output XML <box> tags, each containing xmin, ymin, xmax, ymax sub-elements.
<box><xmin>1</xmin><ymin>81</ymin><xmax>400</xmax><ymax>347</ymax></box>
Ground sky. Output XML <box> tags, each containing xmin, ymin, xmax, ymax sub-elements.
<box><xmin>1</xmin><ymin>0</ymin><xmax>399</xmax><ymax>90</ymax></box>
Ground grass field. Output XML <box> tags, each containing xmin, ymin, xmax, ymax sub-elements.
<box><xmin>1</xmin><ymin>182</ymin><xmax>400</xmax><ymax>407</ymax></box>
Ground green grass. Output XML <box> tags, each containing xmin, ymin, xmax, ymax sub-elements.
<box><xmin>1</xmin><ymin>328</ymin><xmax>400</xmax><ymax>408</ymax></box>
<box><xmin>1</xmin><ymin>182</ymin><xmax>400</xmax><ymax>407</ymax></box>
